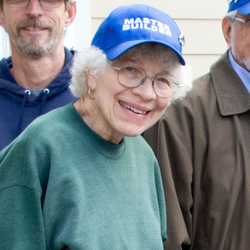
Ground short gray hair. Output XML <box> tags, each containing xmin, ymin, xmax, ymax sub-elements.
<box><xmin>224</xmin><ymin>10</ymin><xmax>237</xmax><ymax>22</ymax></box>
<box><xmin>69</xmin><ymin>44</ymin><xmax>192</xmax><ymax>103</ymax></box>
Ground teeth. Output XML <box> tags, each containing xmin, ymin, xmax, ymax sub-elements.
<box><xmin>120</xmin><ymin>101</ymin><xmax>147</xmax><ymax>115</ymax></box>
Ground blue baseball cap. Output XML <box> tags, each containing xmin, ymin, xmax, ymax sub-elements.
<box><xmin>228</xmin><ymin>0</ymin><xmax>250</xmax><ymax>15</ymax></box>
<box><xmin>91</xmin><ymin>4</ymin><xmax>185</xmax><ymax>65</ymax></box>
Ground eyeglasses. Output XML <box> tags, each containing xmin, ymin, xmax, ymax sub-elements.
<box><xmin>5</xmin><ymin>0</ymin><xmax>64</xmax><ymax>9</ymax></box>
<box><xmin>235</xmin><ymin>17</ymin><xmax>250</xmax><ymax>24</ymax></box>
<box><xmin>113</xmin><ymin>66</ymin><xmax>181</xmax><ymax>98</ymax></box>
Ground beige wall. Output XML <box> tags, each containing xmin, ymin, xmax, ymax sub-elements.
<box><xmin>91</xmin><ymin>0</ymin><xmax>229</xmax><ymax>80</ymax></box>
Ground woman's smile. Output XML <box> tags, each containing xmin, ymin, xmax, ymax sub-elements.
<box><xmin>119</xmin><ymin>101</ymin><xmax>149</xmax><ymax>115</ymax></box>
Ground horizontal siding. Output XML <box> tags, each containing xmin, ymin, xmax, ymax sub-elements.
<box><xmin>91</xmin><ymin>0</ymin><xmax>228</xmax><ymax>19</ymax></box>
<box><xmin>91</xmin><ymin>0</ymin><xmax>229</xmax><ymax>79</ymax></box>
<box><xmin>185</xmin><ymin>54</ymin><xmax>223</xmax><ymax>79</ymax></box>
<box><xmin>175</xmin><ymin>19</ymin><xmax>228</xmax><ymax>55</ymax></box>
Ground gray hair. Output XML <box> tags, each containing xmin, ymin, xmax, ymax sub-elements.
<box><xmin>69</xmin><ymin>44</ymin><xmax>192</xmax><ymax>104</ymax></box>
<box><xmin>224</xmin><ymin>10</ymin><xmax>237</xmax><ymax>22</ymax></box>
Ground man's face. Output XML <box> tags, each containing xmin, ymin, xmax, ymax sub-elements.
<box><xmin>230</xmin><ymin>12</ymin><xmax>250</xmax><ymax>71</ymax></box>
<box><xmin>0</xmin><ymin>0</ymin><xmax>71</xmax><ymax>58</ymax></box>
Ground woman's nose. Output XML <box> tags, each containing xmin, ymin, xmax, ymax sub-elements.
<box><xmin>131</xmin><ymin>77</ymin><xmax>156</xmax><ymax>101</ymax></box>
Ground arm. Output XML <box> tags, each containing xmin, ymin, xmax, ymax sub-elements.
<box><xmin>0</xmin><ymin>132</ymin><xmax>48</xmax><ymax>250</ymax></box>
<box><xmin>0</xmin><ymin>186</ymin><xmax>46</xmax><ymax>250</ymax></box>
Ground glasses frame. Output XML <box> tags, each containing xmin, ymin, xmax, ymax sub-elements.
<box><xmin>5</xmin><ymin>0</ymin><xmax>65</xmax><ymax>9</ymax></box>
<box><xmin>113</xmin><ymin>66</ymin><xmax>181</xmax><ymax>98</ymax></box>
<box><xmin>234</xmin><ymin>17</ymin><xmax>250</xmax><ymax>24</ymax></box>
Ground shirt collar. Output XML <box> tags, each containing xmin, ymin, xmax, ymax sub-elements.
<box><xmin>228</xmin><ymin>50</ymin><xmax>250</xmax><ymax>93</ymax></box>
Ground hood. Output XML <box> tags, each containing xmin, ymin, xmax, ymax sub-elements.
<box><xmin>0</xmin><ymin>47</ymin><xmax>78</xmax><ymax>150</ymax></box>
<box><xmin>0</xmin><ymin>47</ymin><xmax>75</xmax><ymax>106</ymax></box>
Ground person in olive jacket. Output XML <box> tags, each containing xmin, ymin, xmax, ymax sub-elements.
<box><xmin>144</xmin><ymin>0</ymin><xmax>250</xmax><ymax>249</ymax></box>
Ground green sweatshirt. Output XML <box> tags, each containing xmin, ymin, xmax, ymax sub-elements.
<box><xmin>0</xmin><ymin>102</ymin><xmax>167</xmax><ymax>250</ymax></box>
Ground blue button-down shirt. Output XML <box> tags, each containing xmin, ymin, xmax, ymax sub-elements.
<box><xmin>229</xmin><ymin>51</ymin><xmax>250</xmax><ymax>94</ymax></box>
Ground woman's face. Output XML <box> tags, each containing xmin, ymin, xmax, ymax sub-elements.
<box><xmin>88</xmin><ymin>58</ymin><xmax>172</xmax><ymax>144</ymax></box>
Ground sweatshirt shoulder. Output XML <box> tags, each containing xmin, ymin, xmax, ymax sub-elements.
<box><xmin>27</xmin><ymin>104</ymin><xmax>72</xmax><ymax>133</ymax></box>
<box><xmin>127</xmin><ymin>135</ymin><xmax>158</xmax><ymax>161</ymax></box>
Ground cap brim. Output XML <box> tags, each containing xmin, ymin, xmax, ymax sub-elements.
<box><xmin>236</xmin><ymin>2</ymin><xmax>250</xmax><ymax>15</ymax></box>
<box><xmin>105</xmin><ymin>40</ymin><xmax>186</xmax><ymax>66</ymax></box>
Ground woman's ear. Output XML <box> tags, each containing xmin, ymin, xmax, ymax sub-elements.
<box><xmin>65</xmin><ymin>1</ymin><xmax>77</xmax><ymax>27</ymax></box>
<box><xmin>86</xmin><ymin>70</ymin><xmax>97</xmax><ymax>91</ymax></box>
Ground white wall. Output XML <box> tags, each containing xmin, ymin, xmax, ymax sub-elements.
<box><xmin>64</xmin><ymin>0</ymin><xmax>92</xmax><ymax>50</ymax></box>
<box><xmin>0</xmin><ymin>27</ymin><xmax>10</xmax><ymax>58</ymax></box>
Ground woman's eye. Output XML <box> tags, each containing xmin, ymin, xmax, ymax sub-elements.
<box><xmin>156</xmin><ymin>77</ymin><xmax>169</xmax><ymax>83</ymax></box>
<box><xmin>123</xmin><ymin>66</ymin><xmax>136</xmax><ymax>73</ymax></box>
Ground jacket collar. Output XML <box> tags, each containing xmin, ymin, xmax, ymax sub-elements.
<box><xmin>211</xmin><ymin>50</ymin><xmax>250</xmax><ymax>116</ymax></box>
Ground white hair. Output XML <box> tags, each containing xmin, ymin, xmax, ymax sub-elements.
<box><xmin>171</xmin><ymin>63</ymin><xmax>193</xmax><ymax>103</ymax></box>
<box><xmin>224</xmin><ymin>10</ymin><xmax>237</xmax><ymax>21</ymax></box>
<box><xmin>69</xmin><ymin>46</ymin><xmax>109</xmax><ymax>97</ymax></box>
<box><xmin>69</xmin><ymin>44</ymin><xmax>192</xmax><ymax>103</ymax></box>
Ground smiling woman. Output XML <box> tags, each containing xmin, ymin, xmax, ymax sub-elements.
<box><xmin>0</xmin><ymin>3</ymin><xmax>192</xmax><ymax>250</ymax></box>
<box><xmin>70</xmin><ymin>43</ymin><xmax>191</xmax><ymax>142</ymax></box>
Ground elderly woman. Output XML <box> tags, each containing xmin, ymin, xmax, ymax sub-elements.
<box><xmin>0</xmin><ymin>4</ymin><xmax>192</xmax><ymax>250</ymax></box>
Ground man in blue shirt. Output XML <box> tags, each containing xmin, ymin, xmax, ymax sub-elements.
<box><xmin>0</xmin><ymin>0</ymin><xmax>77</xmax><ymax>150</ymax></box>
<box><xmin>144</xmin><ymin>0</ymin><xmax>250</xmax><ymax>249</ymax></box>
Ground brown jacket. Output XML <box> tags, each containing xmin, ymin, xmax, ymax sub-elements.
<box><xmin>144</xmin><ymin>51</ymin><xmax>250</xmax><ymax>250</ymax></box>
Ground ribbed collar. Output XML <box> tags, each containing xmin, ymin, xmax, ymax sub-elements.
<box><xmin>67</xmin><ymin>102</ymin><xmax>126</xmax><ymax>159</ymax></box>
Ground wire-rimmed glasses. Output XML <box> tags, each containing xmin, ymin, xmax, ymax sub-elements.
<box><xmin>113</xmin><ymin>65</ymin><xmax>181</xmax><ymax>98</ymax></box>
<box><xmin>235</xmin><ymin>17</ymin><xmax>250</xmax><ymax>24</ymax></box>
<box><xmin>5</xmin><ymin>0</ymin><xmax>64</xmax><ymax>9</ymax></box>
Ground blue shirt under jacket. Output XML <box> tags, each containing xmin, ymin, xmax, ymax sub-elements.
<box><xmin>229</xmin><ymin>51</ymin><xmax>250</xmax><ymax>94</ymax></box>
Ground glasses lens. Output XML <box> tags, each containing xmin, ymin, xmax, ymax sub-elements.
<box><xmin>154</xmin><ymin>75</ymin><xmax>180</xmax><ymax>97</ymax></box>
<box><xmin>6</xmin><ymin>0</ymin><xmax>28</xmax><ymax>8</ymax></box>
<box><xmin>40</xmin><ymin>0</ymin><xmax>63</xmax><ymax>8</ymax></box>
<box><xmin>118</xmin><ymin>66</ymin><xmax>145</xmax><ymax>88</ymax></box>
<box><xmin>116</xmin><ymin>66</ymin><xmax>180</xmax><ymax>97</ymax></box>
